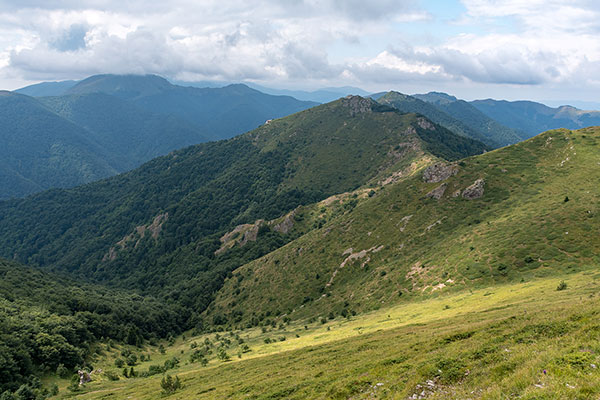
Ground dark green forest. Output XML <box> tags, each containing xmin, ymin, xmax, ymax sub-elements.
<box><xmin>0</xmin><ymin>259</ymin><xmax>186</xmax><ymax>396</ymax></box>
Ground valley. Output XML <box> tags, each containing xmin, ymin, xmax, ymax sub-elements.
<box><xmin>1</xmin><ymin>84</ymin><xmax>599</xmax><ymax>400</ymax></box>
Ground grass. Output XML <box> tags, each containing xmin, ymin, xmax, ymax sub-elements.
<box><xmin>48</xmin><ymin>127</ymin><xmax>600</xmax><ymax>399</ymax></box>
<box><xmin>207</xmin><ymin>127</ymin><xmax>600</xmax><ymax>328</ymax></box>
<box><xmin>56</xmin><ymin>270</ymin><xmax>600</xmax><ymax>399</ymax></box>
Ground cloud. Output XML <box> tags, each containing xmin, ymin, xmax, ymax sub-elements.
<box><xmin>1</xmin><ymin>0</ymin><xmax>600</xmax><ymax>97</ymax></box>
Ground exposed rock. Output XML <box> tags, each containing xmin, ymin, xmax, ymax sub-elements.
<box><xmin>417</xmin><ymin>117</ymin><xmax>435</xmax><ymax>130</ymax></box>
<box><xmin>215</xmin><ymin>220</ymin><xmax>265</xmax><ymax>255</ymax></box>
<box><xmin>78</xmin><ymin>370</ymin><xmax>91</xmax><ymax>386</ymax></box>
<box><xmin>341</xmin><ymin>95</ymin><xmax>373</xmax><ymax>116</ymax></box>
<box><xmin>398</xmin><ymin>215</ymin><xmax>413</xmax><ymax>232</ymax></box>
<box><xmin>103</xmin><ymin>213</ymin><xmax>168</xmax><ymax>261</ymax></box>
<box><xmin>426</xmin><ymin>183</ymin><xmax>447</xmax><ymax>200</ymax></box>
<box><xmin>239</xmin><ymin>221</ymin><xmax>264</xmax><ymax>245</ymax></box>
<box><xmin>462</xmin><ymin>178</ymin><xmax>485</xmax><ymax>199</ymax></box>
<box><xmin>422</xmin><ymin>163</ymin><xmax>458</xmax><ymax>183</ymax></box>
<box><xmin>272</xmin><ymin>210</ymin><xmax>295</xmax><ymax>234</ymax></box>
<box><xmin>326</xmin><ymin>245</ymin><xmax>384</xmax><ymax>287</ymax></box>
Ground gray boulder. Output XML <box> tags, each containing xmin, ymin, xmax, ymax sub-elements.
<box><xmin>422</xmin><ymin>163</ymin><xmax>458</xmax><ymax>183</ymax></box>
<box><xmin>462</xmin><ymin>179</ymin><xmax>485</xmax><ymax>199</ymax></box>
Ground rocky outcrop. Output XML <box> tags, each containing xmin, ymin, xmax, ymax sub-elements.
<box><xmin>272</xmin><ymin>210</ymin><xmax>296</xmax><ymax>234</ymax></box>
<box><xmin>341</xmin><ymin>95</ymin><xmax>373</xmax><ymax>116</ymax></box>
<box><xmin>426</xmin><ymin>183</ymin><xmax>447</xmax><ymax>200</ymax></box>
<box><xmin>103</xmin><ymin>213</ymin><xmax>168</xmax><ymax>262</ymax></box>
<box><xmin>78</xmin><ymin>370</ymin><xmax>91</xmax><ymax>385</ymax></box>
<box><xmin>326</xmin><ymin>245</ymin><xmax>385</xmax><ymax>287</ymax></box>
<box><xmin>417</xmin><ymin>117</ymin><xmax>435</xmax><ymax>130</ymax></box>
<box><xmin>462</xmin><ymin>179</ymin><xmax>485</xmax><ymax>199</ymax></box>
<box><xmin>422</xmin><ymin>163</ymin><xmax>458</xmax><ymax>183</ymax></box>
<box><xmin>215</xmin><ymin>220</ymin><xmax>266</xmax><ymax>255</ymax></box>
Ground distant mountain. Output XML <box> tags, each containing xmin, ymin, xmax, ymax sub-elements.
<box><xmin>0</xmin><ymin>91</ymin><xmax>118</xmax><ymax>199</ymax></box>
<box><xmin>413</xmin><ymin>91</ymin><xmax>458</xmax><ymax>104</ymax></box>
<box><xmin>413</xmin><ymin>92</ymin><xmax>525</xmax><ymax>146</ymax></box>
<box><xmin>246</xmin><ymin>83</ymin><xmax>371</xmax><ymax>103</ymax></box>
<box><xmin>15</xmin><ymin>80</ymin><xmax>78</xmax><ymax>97</ymax></box>
<box><xmin>378</xmin><ymin>91</ymin><xmax>506</xmax><ymax>148</ymax></box>
<box><xmin>470</xmin><ymin>99</ymin><xmax>600</xmax><ymax>138</ymax></box>
<box><xmin>39</xmin><ymin>93</ymin><xmax>210</xmax><ymax>170</ymax></box>
<box><xmin>66</xmin><ymin>74</ymin><xmax>319</xmax><ymax>139</ymax></box>
<box><xmin>2</xmin><ymin>74</ymin><xmax>320</xmax><ymax>199</ymax></box>
<box><xmin>0</xmin><ymin>96</ymin><xmax>485</xmax><ymax>322</ymax></box>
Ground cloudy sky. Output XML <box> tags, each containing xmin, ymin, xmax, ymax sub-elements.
<box><xmin>1</xmin><ymin>0</ymin><xmax>599</xmax><ymax>104</ymax></box>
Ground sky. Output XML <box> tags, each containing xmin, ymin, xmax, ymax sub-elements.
<box><xmin>1</xmin><ymin>0</ymin><xmax>600</xmax><ymax>104</ymax></box>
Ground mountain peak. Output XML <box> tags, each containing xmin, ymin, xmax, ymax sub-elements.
<box><xmin>67</xmin><ymin>74</ymin><xmax>173</xmax><ymax>99</ymax></box>
<box><xmin>340</xmin><ymin>95</ymin><xmax>376</xmax><ymax>114</ymax></box>
<box><xmin>413</xmin><ymin>91</ymin><xmax>458</xmax><ymax>105</ymax></box>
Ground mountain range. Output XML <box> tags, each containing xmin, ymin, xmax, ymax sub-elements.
<box><xmin>2</xmin><ymin>75</ymin><xmax>600</xmax><ymax>398</ymax></box>
<box><xmin>1</xmin><ymin>75</ymin><xmax>316</xmax><ymax>199</ymax></box>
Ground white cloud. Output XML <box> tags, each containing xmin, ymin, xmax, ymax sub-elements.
<box><xmin>0</xmin><ymin>0</ymin><xmax>600</xmax><ymax>101</ymax></box>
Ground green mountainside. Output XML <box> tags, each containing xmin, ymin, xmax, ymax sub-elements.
<box><xmin>206</xmin><ymin>126</ymin><xmax>599</xmax><ymax>327</ymax></box>
<box><xmin>0</xmin><ymin>91</ymin><xmax>118</xmax><ymax>199</ymax></box>
<box><xmin>2</xmin><ymin>74</ymin><xmax>319</xmax><ymax>199</ymax></box>
<box><xmin>412</xmin><ymin>91</ymin><xmax>525</xmax><ymax>146</ymax></box>
<box><xmin>35</xmin><ymin>125</ymin><xmax>600</xmax><ymax>400</ymax></box>
<box><xmin>471</xmin><ymin>98</ymin><xmax>600</xmax><ymax>138</ymax></box>
<box><xmin>0</xmin><ymin>96</ymin><xmax>485</xmax><ymax>319</ymax></box>
<box><xmin>66</xmin><ymin>74</ymin><xmax>319</xmax><ymax>140</ymax></box>
<box><xmin>39</xmin><ymin>93</ymin><xmax>210</xmax><ymax>171</ymax></box>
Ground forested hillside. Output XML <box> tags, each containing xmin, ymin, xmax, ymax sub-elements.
<box><xmin>0</xmin><ymin>258</ymin><xmax>185</xmax><ymax>396</ymax></box>
<box><xmin>0</xmin><ymin>91</ymin><xmax>118</xmax><ymax>199</ymax></box>
<box><xmin>0</xmin><ymin>96</ymin><xmax>486</xmax><ymax>326</ymax></box>
<box><xmin>39</xmin><ymin>93</ymin><xmax>209</xmax><ymax>171</ymax></box>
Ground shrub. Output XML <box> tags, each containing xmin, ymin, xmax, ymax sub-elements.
<box><xmin>126</xmin><ymin>354</ymin><xmax>137</xmax><ymax>366</ymax></box>
<box><xmin>160</xmin><ymin>375</ymin><xmax>181</xmax><ymax>394</ymax></box>
<box><xmin>217</xmin><ymin>347</ymin><xmax>230</xmax><ymax>361</ymax></box>
<box><xmin>56</xmin><ymin>363</ymin><xmax>70</xmax><ymax>378</ymax></box>
<box><xmin>105</xmin><ymin>371</ymin><xmax>120</xmax><ymax>381</ymax></box>
<box><xmin>557</xmin><ymin>280</ymin><xmax>568</xmax><ymax>291</ymax></box>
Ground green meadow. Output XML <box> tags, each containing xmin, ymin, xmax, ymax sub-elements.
<box><xmin>55</xmin><ymin>270</ymin><xmax>600</xmax><ymax>399</ymax></box>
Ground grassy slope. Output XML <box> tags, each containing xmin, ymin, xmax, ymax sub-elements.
<box><xmin>58</xmin><ymin>271</ymin><xmax>600</xmax><ymax>399</ymax></box>
<box><xmin>206</xmin><ymin>127</ymin><xmax>599</xmax><ymax>328</ymax></box>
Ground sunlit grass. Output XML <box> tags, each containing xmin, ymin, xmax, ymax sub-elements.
<box><xmin>58</xmin><ymin>270</ymin><xmax>600</xmax><ymax>399</ymax></box>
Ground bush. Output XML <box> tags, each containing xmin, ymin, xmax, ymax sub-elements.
<box><xmin>217</xmin><ymin>347</ymin><xmax>230</xmax><ymax>361</ymax></box>
<box><xmin>160</xmin><ymin>375</ymin><xmax>181</xmax><ymax>394</ymax></box>
<box><xmin>56</xmin><ymin>363</ymin><xmax>70</xmax><ymax>378</ymax></box>
<box><xmin>557</xmin><ymin>280</ymin><xmax>568</xmax><ymax>291</ymax></box>
<box><xmin>126</xmin><ymin>354</ymin><xmax>137</xmax><ymax>366</ymax></box>
<box><xmin>105</xmin><ymin>371</ymin><xmax>120</xmax><ymax>381</ymax></box>
<box><xmin>114</xmin><ymin>358</ymin><xmax>124</xmax><ymax>368</ymax></box>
